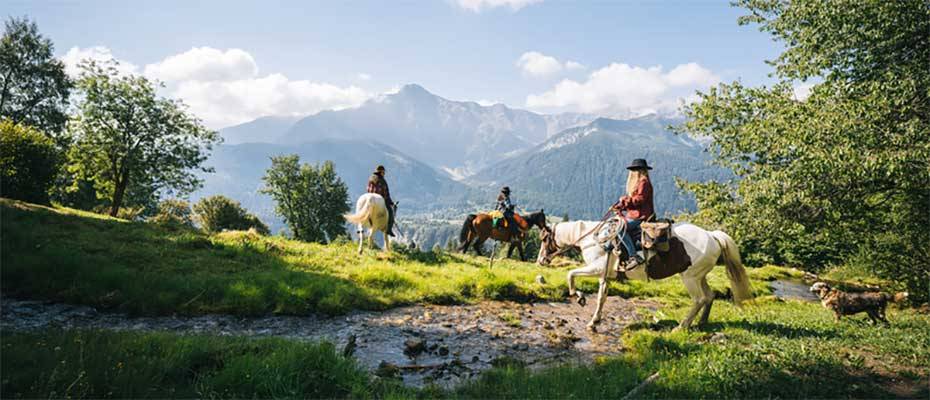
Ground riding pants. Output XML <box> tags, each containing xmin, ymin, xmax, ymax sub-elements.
<box><xmin>620</xmin><ymin>218</ymin><xmax>642</xmax><ymax>259</ymax></box>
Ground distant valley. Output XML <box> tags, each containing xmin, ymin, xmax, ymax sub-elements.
<box><xmin>195</xmin><ymin>85</ymin><xmax>729</xmax><ymax>249</ymax></box>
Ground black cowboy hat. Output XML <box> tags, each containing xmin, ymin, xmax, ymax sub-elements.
<box><xmin>501</xmin><ymin>186</ymin><xmax>511</xmax><ymax>194</ymax></box>
<box><xmin>626</xmin><ymin>158</ymin><xmax>652</xmax><ymax>170</ymax></box>
<box><xmin>374</xmin><ymin>165</ymin><xmax>385</xmax><ymax>174</ymax></box>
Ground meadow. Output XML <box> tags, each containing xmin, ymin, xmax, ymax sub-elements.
<box><xmin>2</xmin><ymin>198</ymin><xmax>927</xmax><ymax>398</ymax></box>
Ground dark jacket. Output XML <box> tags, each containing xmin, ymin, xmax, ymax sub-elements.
<box><xmin>496</xmin><ymin>194</ymin><xmax>514</xmax><ymax>213</ymax></box>
<box><xmin>367</xmin><ymin>173</ymin><xmax>393</xmax><ymax>205</ymax></box>
<box><xmin>619</xmin><ymin>177</ymin><xmax>654</xmax><ymax>221</ymax></box>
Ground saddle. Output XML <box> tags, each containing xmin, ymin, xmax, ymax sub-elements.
<box><xmin>487</xmin><ymin>210</ymin><xmax>506</xmax><ymax>228</ymax></box>
<box><xmin>641</xmin><ymin>219</ymin><xmax>673</xmax><ymax>253</ymax></box>
<box><xmin>600</xmin><ymin>217</ymin><xmax>692</xmax><ymax>280</ymax></box>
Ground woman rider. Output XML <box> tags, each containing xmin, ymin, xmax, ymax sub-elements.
<box><xmin>611</xmin><ymin>158</ymin><xmax>655</xmax><ymax>269</ymax></box>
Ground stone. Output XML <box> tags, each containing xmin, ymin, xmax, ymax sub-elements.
<box><xmin>404</xmin><ymin>338</ymin><xmax>426</xmax><ymax>357</ymax></box>
<box><xmin>535</xmin><ymin>275</ymin><xmax>546</xmax><ymax>284</ymax></box>
<box><xmin>438</xmin><ymin>346</ymin><xmax>450</xmax><ymax>356</ymax></box>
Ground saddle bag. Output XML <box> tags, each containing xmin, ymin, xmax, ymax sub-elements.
<box><xmin>641</xmin><ymin>219</ymin><xmax>673</xmax><ymax>253</ymax></box>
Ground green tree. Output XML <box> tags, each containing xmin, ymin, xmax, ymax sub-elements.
<box><xmin>0</xmin><ymin>120</ymin><xmax>59</xmax><ymax>203</ymax></box>
<box><xmin>148</xmin><ymin>199</ymin><xmax>194</xmax><ymax>227</ymax></box>
<box><xmin>680</xmin><ymin>0</ymin><xmax>929</xmax><ymax>300</ymax></box>
<box><xmin>261</xmin><ymin>156</ymin><xmax>349</xmax><ymax>243</ymax></box>
<box><xmin>67</xmin><ymin>61</ymin><xmax>220</xmax><ymax>217</ymax></box>
<box><xmin>0</xmin><ymin>17</ymin><xmax>72</xmax><ymax>137</ymax></box>
<box><xmin>193</xmin><ymin>195</ymin><xmax>269</xmax><ymax>234</ymax></box>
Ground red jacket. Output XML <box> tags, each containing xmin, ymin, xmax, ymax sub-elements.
<box><xmin>618</xmin><ymin>177</ymin><xmax>654</xmax><ymax>221</ymax></box>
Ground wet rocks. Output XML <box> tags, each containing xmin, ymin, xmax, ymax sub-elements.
<box><xmin>404</xmin><ymin>338</ymin><xmax>426</xmax><ymax>358</ymax></box>
<box><xmin>376</xmin><ymin>361</ymin><xmax>400</xmax><ymax>378</ymax></box>
<box><xmin>438</xmin><ymin>346</ymin><xmax>450</xmax><ymax>356</ymax></box>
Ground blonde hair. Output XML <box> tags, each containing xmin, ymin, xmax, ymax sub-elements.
<box><xmin>626</xmin><ymin>169</ymin><xmax>649</xmax><ymax>196</ymax></box>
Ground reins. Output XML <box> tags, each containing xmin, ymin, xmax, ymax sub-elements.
<box><xmin>543</xmin><ymin>205</ymin><xmax>618</xmax><ymax>261</ymax></box>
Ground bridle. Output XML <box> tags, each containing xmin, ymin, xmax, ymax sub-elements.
<box><xmin>539</xmin><ymin>205</ymin><xmax>620</xmax><ymax>265</ymax></box>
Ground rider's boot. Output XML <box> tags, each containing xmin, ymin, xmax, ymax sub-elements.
<box><xmin>623</xmin><ymin>252</ymin><xmax>644</xmax><ymax>271</ymax></box>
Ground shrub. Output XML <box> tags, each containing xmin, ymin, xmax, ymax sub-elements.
<box><xmin>148</xmin><ymin>199</ymin><xmax>194</xmax><ymax>227</ymax></box>
<box><xmin>0</xmin><ymin>120</ymin><xmax>59</xmax><ymax>204</ymax></box>
<box><xmin>193</xmin><ymin>195</ymin><xmax>268</xmax><ymax>234</ymax></box>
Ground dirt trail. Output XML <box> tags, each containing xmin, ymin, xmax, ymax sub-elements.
<box><xmin>1</xmin><ymin>297</ymin><xmax>660</xmax><ymax>387</ymax></box>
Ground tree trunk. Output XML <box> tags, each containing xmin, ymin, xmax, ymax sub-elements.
<box><xmin>109</xmin><ymin>177</ymin><xmax>129</xmax><ymax>217</ymax></box>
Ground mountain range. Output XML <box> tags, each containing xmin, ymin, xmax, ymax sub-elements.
<box><xmin>198</xmin><ymin>84</ymin><xmax>729</xmax><ymax>247</ymax></box>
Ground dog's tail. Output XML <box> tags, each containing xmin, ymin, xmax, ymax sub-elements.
<box><xmin>892</xmin><ymin>292</ymin><xmax>909</xmax><ymax>303</ymax></box>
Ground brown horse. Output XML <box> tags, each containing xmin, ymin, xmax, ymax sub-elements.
<box><xmin>458</xmin><ymin>210</ymin><xmax>547</xmax><ymax>261</ymax></box>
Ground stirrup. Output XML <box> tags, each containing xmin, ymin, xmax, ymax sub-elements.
<box><xmin>617</xmin><ymin>254</ymin><xmax>643</xmax><ymax>273</ymax></box>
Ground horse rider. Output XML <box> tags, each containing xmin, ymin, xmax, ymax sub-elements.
<box><xmin>610</xmin><ymin>158</ymin><xmax>655</xmax><ymax>270</ymax></box>
<box><xmin>496</xmin><ymin>186</ymin><xmax>520</xmax><ymax>237</ymax></box>
<box><xmin>367</xmin><ymin>165</ymin><xmax>395</xmax><ymax>237</ymax></box>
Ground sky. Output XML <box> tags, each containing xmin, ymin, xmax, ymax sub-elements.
<box><xmin>6</xmin><ymin>0</ymin><xmax>785</xmax><ymax>129</ymax></box>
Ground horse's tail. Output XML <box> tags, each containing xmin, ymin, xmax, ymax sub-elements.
<box><xmin>460</xmin><ymin>214</ymin><xmax>477</xmax><ymax>244</ymax></box>
<box><xmin>711</xmin><ymin>230</ymin><xmax>753</xmax><ymax>305</ymax></box>
<box><xmin>343</xmin><ymin>197</ymin><xmax>373</xmax><ymax>225</ymax></box>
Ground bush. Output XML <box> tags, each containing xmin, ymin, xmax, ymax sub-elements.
<box><xmin>148</xmin><ymin>199</ymin><xmax>194</xmax><ymax>227</ymax></box>
<box><xmin>193</xmin><ymin>195</ymin><xmax>269</xmax><ymax>234</ymax></box>
<box><xmin>0</xmin><ymin>120</ymin><xmax>59</xmax><ymax>204</ymax></box>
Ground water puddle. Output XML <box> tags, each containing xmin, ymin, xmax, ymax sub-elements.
<box><xmin>1</xmin><ymin>297</ymin><xmax>659</xmax><ymax>388</ymax></box>
<box><xmin>770</xmin><ymin>280</ymin><xmax>819</xmax><ymax>302</ymax></box>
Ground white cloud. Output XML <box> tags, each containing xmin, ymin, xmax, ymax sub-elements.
<box><xmin>525</xmin><ymin>62</ymin><xmax>720</xmax><ymax>117</ymax></box>
<box><xmin>565</xmin><ymin>61</ymin><xmax>585</xmax><ymax>71</ymax></box>
<box><xmin>455</xmin><ymin>0</ymin><xmax>542</xmax><ymax>12</ymax></box>
<box><xmin>357</xmin><ymin>73</ymin><xmax>372</xmax><ymax>81</ymax></box>
<box><xmin>61</xmin><ymin>46</ymin><xmax>138</xmax><ymax>77</ymax></box>
<box><xmin>143</xmin><ymin>47</ymin><xmax>258</xmax><ymax>82</ymax></box>
<box><xmin>62</xmin><ymin>46</ymin><xmax>373</xmax><ymax>129</ymax></box>
<box><xmin>515</xmin><ymin>51</ymin><xmax>584</xmax><ymax>78</ymax></box>
<box><xmin>173</xmin><ymin>74</ymin><xmax>371</xmax><ymax>128</ymax></box>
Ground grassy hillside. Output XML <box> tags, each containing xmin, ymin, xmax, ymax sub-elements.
<box><xmin>3</xmin><ymin>198</ymin><xmax>927</xmax><ymax>398</ymax></box>
<box><xmin>0</xmin><ymin>199</ymin><xmax>573</xmax><ymax>316</ymax></box>
<box><xmin>0</xmin><ymin>198</ymin><xmax>793</xmax><ymax>317</ymax></box>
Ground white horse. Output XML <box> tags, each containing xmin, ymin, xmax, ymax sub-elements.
<box><xmin>537</xmin><ymin>220</ymin><xmax>753</xmax><ymax>331</ymax></box>
<box><xmin>343</xmin><ymin>193</ymin><xmax>392</xmax><ymax>254</ymax></box>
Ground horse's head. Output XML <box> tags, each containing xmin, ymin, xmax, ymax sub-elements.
<box><xmin>526</xmin><ymin>209</ymin><xmax>548</xmax><ymax>230</ymax></box>
<box><xmin>536</xmin><ymin>224</ymin><xmax>559</xmax><ymax>266</ymax></box>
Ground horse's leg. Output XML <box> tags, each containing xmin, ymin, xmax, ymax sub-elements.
<box><xmin>588</xmin><ymin>277</ymin><xmax>610</xmax><ymax>329</ymax></box>
<box><xmin>506</xmin><ymin>242</ymin><xmax>515</xmax><ymax>259</ymax></box>
<box><xmin>698</xmin><ymin>277</ymin><xmax>715</xmax><ymax>326</ymax></box>
<box><xmin>677</xmin><ymin>275</ymin><xmax>710</xmax><ymax>331</ymax></box>
<box><xmin>567</xmin><ymin>254</ymin><xmax>607</xmax><ymax>305</ymax></box>
<box><xmin>517</xmin><ymin>241</ymin><xmax>526</xmax><ymax>262</ymax></box>
<box><xmin>384</xmin><ymin>229</ymin><xmax>392</xmax><ymax>252</ymax></box>
<box><xmin>367</xmin><ymin>228</ymin><xmax>374</xmax><ymax>249</ymax></box>
<box><xmin>474</xmin><ymin>238</ymin><xmax>485</xmax><ymax>256</ymax></box>
<box><xmin>357</xmin><ymin>225</ymin><xmax>365</xmax><ymax>255</ymax></box>
<box><xmin>460</xmin><ymin>232</ymin><xmax>471</xmax><ymax>254</ymax></box>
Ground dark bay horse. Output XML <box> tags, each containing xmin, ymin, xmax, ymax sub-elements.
<box><xmin>458</xmin><ymin>210</ymin><xmax>547</xmax><ymax>261</ymax></box>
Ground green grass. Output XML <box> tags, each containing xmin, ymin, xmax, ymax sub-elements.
<box><xmin>5</xmin><ymin>301</ymin><xmax>927</xmax><ymax>399</ymax></box>
<box><xmin>0</xmin><ymin>330</ymin><xmax>380</xmax><ymax>399</ymax></box>
<box><xmin>454</xmin><ymin>299</ymin><xmax>929</xmax><ymax>399</ymax></box>
<box><xmin>1</xmin><ymin>199</ymin><xmax>571</xmax><ymax>316</ymax></box>
<box><xmin>3</xmin><ymin>198</ymin><xmax>928</xmax><ymax>398</ymax></box>
<box><xmin>0</xmin><ymin>199</ymin><xmax>796</xmax><ymax>317</ymax></box>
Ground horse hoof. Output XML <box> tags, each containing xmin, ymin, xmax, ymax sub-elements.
<box><xmin>577</xmin><ymin>296</ymin><xmax>587</xmax><ymax>307</ymax></box>
<box><xmin>587</xmin><ymin>324</ymin><xmax>597</xmax><ymax>333</ymax></box>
